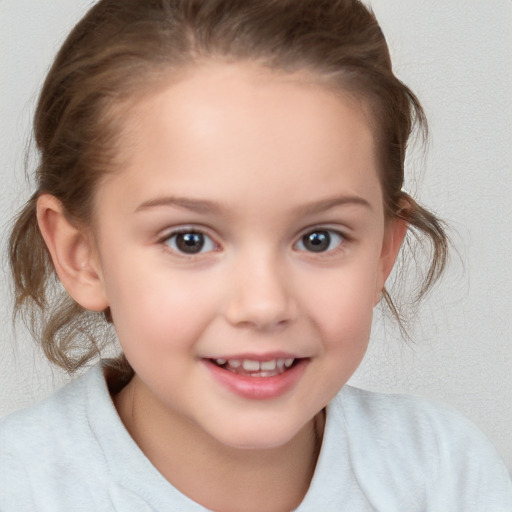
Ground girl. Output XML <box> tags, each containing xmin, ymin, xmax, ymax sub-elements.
<box><xmin>1</xmin><ymin>0</ymin><xmax>511</xmax><ymax>510</ymax></box>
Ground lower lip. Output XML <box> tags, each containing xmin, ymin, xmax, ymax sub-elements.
<box><xmin>203</xmin><ymin>359</ymin><xmax>308</xmax><ymax>400</ymax></box>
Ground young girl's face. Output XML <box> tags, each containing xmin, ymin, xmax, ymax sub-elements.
<box><xmin>87</xmin><ymin>62</ymin><xmax>402</xmax><ymax>449</ymax></box>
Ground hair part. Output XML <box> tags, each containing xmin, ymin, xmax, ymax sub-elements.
<box><xmin>9</xmin><ymin>0</ymin><xmax>448</xmax><ymax>372</ymax></box>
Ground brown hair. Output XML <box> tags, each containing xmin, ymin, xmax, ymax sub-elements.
<box><xmin>9</xmin><ymin>0</ymin><xmax>448</xmax><ymax>373</ymax></box>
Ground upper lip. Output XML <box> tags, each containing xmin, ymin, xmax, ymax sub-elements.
<box><xmin>203</xmin><ymin>352</ymin><xmax>304</xmax><ymax>361</ymax></box>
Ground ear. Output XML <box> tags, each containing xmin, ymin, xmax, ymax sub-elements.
<box><xmin>36</xmin><ymin>194</ymin><xmax>109</xmax><ymax>312</ymax></box>
<box><xmin>374</xmin><ymin>216</ymin><xmax>408</xmax><ymax>305</ymax></box>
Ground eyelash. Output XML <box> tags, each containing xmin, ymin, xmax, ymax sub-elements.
<box><xmin>159</xmin><ymin>226</ymin><xmax>348</xmax><ymax>257</ymax></box>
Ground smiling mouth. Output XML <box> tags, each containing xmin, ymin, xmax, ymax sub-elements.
<box><xmin>209</xmin><ymin>357</ymin><xmax>298</xmax><ymax>377</ymax></box>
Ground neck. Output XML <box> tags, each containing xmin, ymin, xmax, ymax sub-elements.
<box><xmin>114</xmin><ymin>375</ymin><xmax>324</xmax><ymax>512</ymax></box>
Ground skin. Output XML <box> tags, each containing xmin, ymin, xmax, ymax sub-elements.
<box><xmin>37</xmin><ymin>62</ymin><xmax>406</xmax><ymax>512</ymax></box>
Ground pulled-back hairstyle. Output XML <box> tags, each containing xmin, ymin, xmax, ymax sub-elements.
<box><xmin>9</xmin><ymin>0</ymin><xmax>448</xmax><ymax>373</ymax></box>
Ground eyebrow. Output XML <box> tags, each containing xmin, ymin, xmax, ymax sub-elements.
<box><xmin>295</xmin><ymin>195</ymin><xmax>372</xmax><ymax>216</ymax></box>
<box><xmin>135</xmin><ymin>194</ymin><xmax>371</xmax><ymax>216</ymax></box>
<box><xmin>135</xmin><ymin>196</ymin><xmax>223</xmax><ymax>214</ymax></box>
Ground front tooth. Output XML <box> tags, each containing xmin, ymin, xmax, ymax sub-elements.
<box><xmin>228</xmin><ymin>359</ymin><xmax>241</xmax><ymax>368</ymax></box>
<box><xmin>242</xmin><ymin>359</ymin><xmax>261</xmax><ymax>371</ymax></box>
<box><xmin>284</xmin><ymin>358</ymin><xmax>294</xmax><ymax>368</ymax></box>
<box><xmin>276</xmin><ymin>359</ymin><xmax>285</xmax><ymax>369</ymax></box>
<box><xmin>260</xmin><ymin>360</ymin><xmax>277</xmax><ymax>371</ymax></box>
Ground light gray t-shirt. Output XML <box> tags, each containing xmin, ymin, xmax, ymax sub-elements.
<box><xmin>1</xmin><ymin>363</ymin><xmax>511</xmax><ymax>511</ymax></box>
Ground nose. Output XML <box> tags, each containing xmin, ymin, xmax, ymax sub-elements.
<box><xmin>223</xmin><ymin>252</ymin><xmax>298</xmax><ymax>331</ymax></box>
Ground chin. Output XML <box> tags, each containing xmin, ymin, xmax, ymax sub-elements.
<box><xmin>221</xmin><ymin>435</ymin><xmax>295</xmax><ymax>452</ymax></box>
<box><xmin>206</xmin><ymin>417</ymin><xmax>311</xmax><ymax>452</ymax></box>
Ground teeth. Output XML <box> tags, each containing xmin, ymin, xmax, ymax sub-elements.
<box><xmin>215</xmin><ymin>358</ymin><xmax>296</xmax><ymax>373</ymax></box>
<box><xmin>260</xmin><ymin>360</ymin><xmax>277</xmax><ymax>371</ymax></box>
<box><xmin>215</xmin><ymin>357</ymin><xmax>295</xmax><ymax>377</ymax></box>
<box><xmin>242</xmin><ymin>359</ymin><xmax>260</xmax><ymax>371</ymax></box>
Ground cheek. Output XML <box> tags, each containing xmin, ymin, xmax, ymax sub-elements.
<box><xmin>303</xmin><ymin>286</ymin><xmax>374</xmax><ymax>407</ymax></box>
<box><xmin>306</xmin><ymin>266</ymin><xmax>378</xmax><ymax>334</ymax></box>
<box><xmin>320</xmin><ymin>297</ymin><xmax>373</xmax><ymax>355</ymax></box>
<box><xmin>105</xmin><ymin>263</ymin><xmax>218</xmax><ymax>353</ymax></box>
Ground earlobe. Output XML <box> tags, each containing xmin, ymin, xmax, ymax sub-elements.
<box><xmin>36</xmin><ymin>194</ymin><xmax>109</xmax><ymax>312</ymax></box>
<box><xmin>374</xmin><ymin>217</ymin><xmax>408</xmax><ymax>305</ymax></box>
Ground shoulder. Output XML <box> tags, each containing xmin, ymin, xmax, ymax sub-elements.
<box><xmin>0</xmin><ymin>364</ymin><xmax>113</xmax><ymax>510</ymax></box>
<box><xmin>329</xmin><ymin>386</ymin><xmax>512</xmax><ymax>510</ymax></box>
<box><xmin>0</xmin><ymin>363</ymin><xmax>203</xmax><ymax>511</ymax></box>
<box><xmin>0</xmin><ymin>365</ymin><xmax>101</xmax><ymax>457</ymax></box>
<box><xmin>333</xmin><ymin>385</ymin><xmax>508</xmax><ymax>468</ymax></box>
<box><xmin>336</xmin><ymin>385</ymin><xmax>485</xmax><ymax>444</ymax></box>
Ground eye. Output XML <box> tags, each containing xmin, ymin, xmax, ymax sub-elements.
<box><xmin>294</xmin><ymin>229</ymin><xmax>344</xmax><ymax>253</ymax></box>
<box><xmin>164</xmin><ymin>230</ymin><xmax>217</xmax><ymax>255</ymax></box>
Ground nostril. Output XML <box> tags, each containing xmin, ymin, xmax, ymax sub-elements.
<box><xmin>224</xmin><ymin>298</ymin><xmax>297</xmax><ymax>330</ymax></box>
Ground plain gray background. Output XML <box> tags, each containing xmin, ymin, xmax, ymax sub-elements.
<box><xmin>1</xmin><ymin>0</ymin><xmax>511</xmax><ymax>471</ymax></box>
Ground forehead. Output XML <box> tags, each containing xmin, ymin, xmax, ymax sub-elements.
<box><xmin>97</xmin><ymin>62</ymin><xmax>383</xmax><ymax>219</ymax></box>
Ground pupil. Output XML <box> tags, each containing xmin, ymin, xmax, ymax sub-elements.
<box><xmin>304</xmin><ymin>231</ymin><xmax>330</xmax><ymax>252</ymax></box>
<box><xmin>176</xmin><ymin>233</ymin><xmax>204</xmax><ymax>254</ymax></box>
